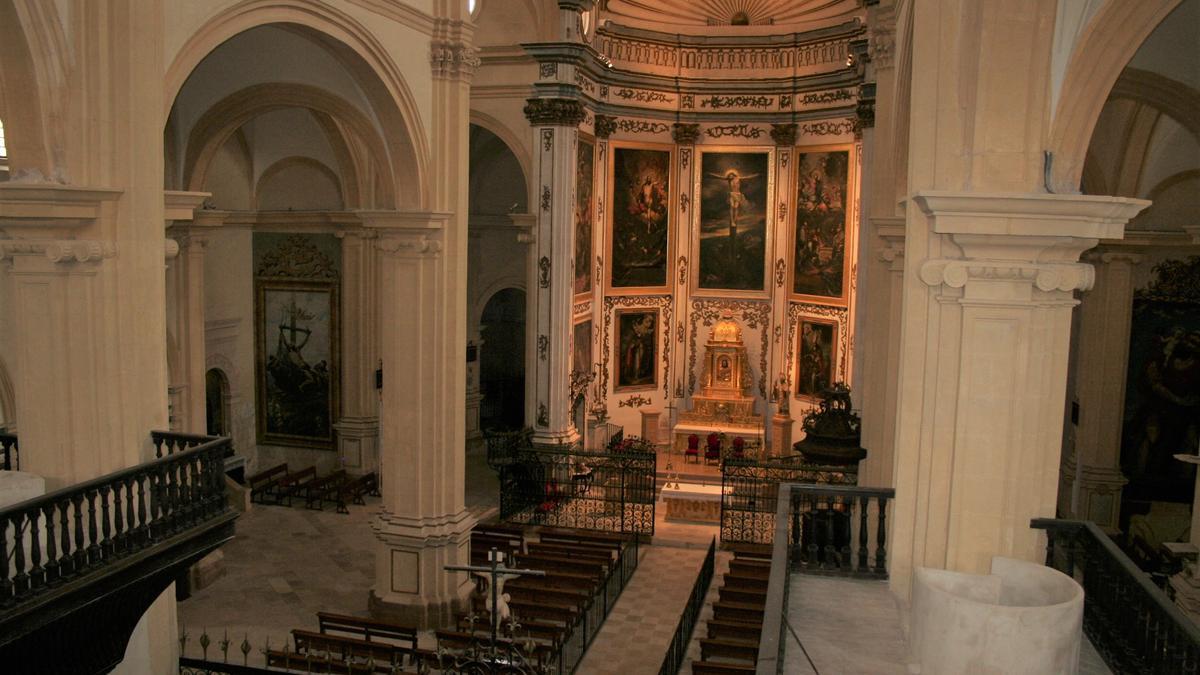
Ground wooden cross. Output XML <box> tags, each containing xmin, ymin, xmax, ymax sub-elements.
<box><xmin>445</xmin><ymin>548</ymin><xmax>546</xmax><ymax>652</ymax></box>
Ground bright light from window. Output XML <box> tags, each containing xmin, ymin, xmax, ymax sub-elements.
<box><xmin>0</xmin><ymin>119</ymin><xmax>7</xmax><ymax>158</ymax></box>
<box><xmin>468</xmin><ymin>0</ymin><xmax>477</xmax><ymax>14</ymax></box>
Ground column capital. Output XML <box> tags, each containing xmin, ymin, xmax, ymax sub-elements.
<box><xmin>1082</xmin><ymin>248</ymin><xmax>1144</xmax><ymax>266</ymax></box>
<box><xmin>524</xmin><ymin>98</ymin><xmax>587</xmax><ymax>127</ymax></box>
<box><xmin>672</xmin><ymin>123</ymin><xmax>702</xmax><ymax>144</ymax></box>
<box><xmin>430</xmin><ymin>39</ymin><xmax>478</xmax><ymax>81</ymax></box>
<box><xmin>769</xmin><ymin>123</ymin><xmax>798</xmax><ymax>147</ymax></box>
<box><xmin>593</xmin><ymin>114</ymin><xmax>617</xmax><ymax>138</ymax></box>
<box><xmin>0</xmin><ymin>239</ymin><xmax>117</xmax><ymax>265</ymax></box>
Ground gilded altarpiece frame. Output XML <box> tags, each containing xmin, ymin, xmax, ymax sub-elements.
<box><xmin>601</xmin><ymin>296</ymin><xmax>673</xmax><ymax>403</ymax></box>
<box><xmin>790</xmin><ymin>144</ymin><xmax>857</xmax><ymax>307</ymax></box>
<box><xmin>787</xmin><ymin>303</ymin><xmax>849</xmax><ymax>404</ymax></box>
<box><xmin>575</xmin><ymin>135</ymin><xmax>596</xmax><ymax>299</ymax></box>
<box><xmin>606</xmin><ymin>142</ymin><xmax>675</xmax><ymax>294</ymax></box>
<box><xmin>687</xmin><ymin>299</ymin><xmax>771</xmax><ymax>399</ymax></box>
<box><xmin>254</xmin><ymin>234</ymin><xmax>341</xmax><ymax>450</ymax></box>
<box><xmin>691</xmin><ymin>146</ymin><xmax>775</xmax><ymax>296</ymax></box>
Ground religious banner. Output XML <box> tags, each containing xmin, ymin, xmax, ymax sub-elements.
<box><xmin>793</xmin><ymin>147</ymin><xmax>852</xmax><ymax>305</ymax></box>
<box><xmin>696</xmin><ymin>148</ymin><xmax>772</xmax><ymax>293</ymax></box>
<box><xmin>573</xmin><ymin>319</ymin><xmax>593</xmax><ymax>377</ymax></box>
<box><xmin>609</xmin><ymin>144</ymin><xmax>672</xmax><ymax>290</ymax></box>
<box><xmin>614</xmin><ymin>309</ymin><xmax>658</xmax><ymax>391</ymax></box>
<box><xmin>254</xmin><ymin>233</ymin><xmax>340</xmax><ymax>449</ymax></box>
<box><xmin>795</xmin><ymin>316</ymin><xmax>838</xmax><ymax>400</ymax></box>
<box><xmin>575</xmin><ymin>137</ymin><xmax>595</xmax><ymax>297</ymax></box>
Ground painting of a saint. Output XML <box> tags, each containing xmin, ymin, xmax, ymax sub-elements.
<box><xmin>796</xmin><ymin>318</ymin><xmax>837</xmax><ymax>399</ymax></box>
<box><xmin>575</xmin><ymin>139</ymin><xmax>595</xmax><ymax>296</ymax></box>
<box><xmin>259</xmin><ymin>286</ymin><xmax>336</xmax><ymax>443</ymax></box>
<box><xmin>572</xmin><ymin>320</ymin><xmax>593</xmax><ymax>377</ymax></box>
<box><xmin>698</xmin><ymin>150</ymin><xmax>770</xmax><ymax>291</ymax></box>
<box><xmin>615</xmin><ymin>309</ymin><xmax>657</xmax><ymax>390</ymax></box>
<box><xmin>793</xmin><ymin>149</ymin><xmax>851</xmax><ymax>303</ymax></box>
<box><xmin>610</xmin><ymin>146</ymin><xmax>671</xmax><ymax>289</ymax></box>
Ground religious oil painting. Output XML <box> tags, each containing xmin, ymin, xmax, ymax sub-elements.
<box><xmin>254</xmin><ymin>233</ymin><xmax>340</xmax><ymax>449</ymax></box>
<box><xmin>696</xmin><ymin>149</ymin><xmax>771</xmax><ymax>292</ymax></box>
<box><xmin>793</xmin><ymin>148</ymin><xmax>853</xmax><ymax>304</ymax></box>
<box><xmin>615</xmin><ymin>309</ymin><xmax>658</xmax><ymax>391</ymax></box>
<box><xmin>796</xmin><ymin>317</ymin><xmax>838</xmax><ymax>400</ymax></box>
<box><xmin>1119</xmin><ymin>257</ymin><xmax>1200</xmax><ymax>509</ymax></box>
<box><xmin>573</xmin><ymin>319</ymin><xmax>593</xmax><ymax>377</ymax></box>
<box><xmin>609</xmin><ymin>145</ymin><xmax>671</xmax><ymax>290</ymax></box>
<box><xmin>575</xmin><ymin>137</ymin><xmax>595</xmax><ymax>297</ymax></box>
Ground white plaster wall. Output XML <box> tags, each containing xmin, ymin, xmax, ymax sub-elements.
<box><xmin>204</xmin><ymin>228</ymin><xmax>257</xmax><ymax>465</ymax></box>
<box><xmin>257</xmin><ymin>160</ymin><xmax>344</xmax><ymax>211</ymax></box>
<box><xmin>203</xmin><ymin>135</ymin><xmax>253</xmax><ymax>210</ymax></box>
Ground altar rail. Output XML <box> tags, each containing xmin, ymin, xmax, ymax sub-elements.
<box><xmin>0</xmin><ymin>433</ymin><xmax>230</xmax><ymax>608</ymax></box>
<box><xmin>0</xmin><ymin>431</ymin><xmax>16</xmax><ymax>471</ymax></box>
<box><xmin>1032</xmin><ymin>518</ymin><xmax>1200</xmax><ymax>674</ymax></box>
<box><xmin>719</xmin><ymin>457</ymin><xmax>857</xmax><ymax>545</ymax></box>
<box><xmin>658</xmin><ymin>536</ymin><xmax>716</xmax><ymax>675</ymax></box>
<box><xmin>499</xmin><ymin>447</ymin><xmax>656</xmax><ymax>538</ymax></box>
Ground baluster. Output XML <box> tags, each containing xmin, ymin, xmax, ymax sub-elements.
<box><xmin>43</xmin><ymin>504</ymin><xmax>58</xmax><ymax>585</ymax></box>
<box><xmin>72</xmin><ymin>494</ymin><xmax>86</xmax><ymax>573</ymax></box>
<box><xmin>59</xmin><ymin>498</ymin><xmax>71</xmax><ymax>575</ymax></box>
<box><xmin>857</xmin><ymin>496</ymin><xmax>869</xmax><ymax>574</ymax></box>
<box><xmin>805</xmin><ymin>495</ymin><xmax>818</xmax><ymax>568</ymax></box>
<box><xmin>136</xmin><ymin>472</ymin><xmax>148</xmax><ymax>545</ymax></box>
<box><xmin>0</xmin><ymin>517</ymin><xmax>11</xmax><ymax>606</ymax></box>
<box><xmin>112</xmin><ymin>480</ymin><xmax>125</xmax><ymax>555</ymax></box>
<box><xmin>28</xmin><ymin>509</ymin><xmax>43</xmax><ymax>589</ymax></box>
<box><xmin>86</xmin><ymin>488</ymin><xmax>100</xmax><ymax>566</ymax></box>
<box><xmin>100</xmin><ymin>485</ymin><xmax>113</xmax><ymax>557</ymax></box>
<box><xmin>790</xmin><ymin>492</ymin><xmax>802</xmax><ymax>562</ymax></box>
<box><xmin>837</xmin><ymin>497</ymin><xmax>852</xmax><ymax>573</ymax></box>
<box><xmin>822</xmin><ymin>496</ymin><xmax>836</xmax><ymax>570</ymax></box>
<box><xmin>874</xmin><ymin>495</ymin><xmax>889</xmax><ymax>575</ymax></box>
<box><xmin>149</xmin><ymin>468</ymin><xmax>162</xmax><ymax>541</ymax></box>
<box><xmin>12</xmin><ymin>513</ymin><xmax>29</xmax><ymax>598</ymax></box>
<box><xmin>153</xmin><ymin>434</ymin><xmax>165</xmax><ymax>459</ymax></box>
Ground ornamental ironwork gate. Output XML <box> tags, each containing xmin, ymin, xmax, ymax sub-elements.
<box><xmin>499</xmin><ymin>448</ymin><xmax>656</xmax><ymax>538</ymax></box>
<box><xmin>719</xmin><ymin>457</ymin><xmax>857</xmax><ymax>545</ymax></box>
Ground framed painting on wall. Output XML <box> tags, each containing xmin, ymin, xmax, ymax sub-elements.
<box><xmin>795</xmin><ymin>316</ymin><xmax>838</xmax><ymax>400</ymax></box>
<box><xmin>792</xmin><ymin>146</ymin><xmax>854</xmax><ymax>306</ymax></box>
<box><xmin>694</xmin><ymin>148</ymin><xmax>772</xmax><ymax>294</ymax></box>
<box><xmin>254</xmin><ymin>233</ymin><xmax>341</xmax><ymax>449</ymax></box>
<box><xmin>575</xmin><ymin>137</ymin><xmax>595</xmax><ymax>298</ymax></box>
<box><xmin>608</xmin><ymin>143</ymin><xmax>672</xmax><ymax>292</ymax></box>
<box><xmin>614</xmin><ymin>308</ymin><xmax>658</xmax><ymax>391</ymax></box>
<box><xmin>572</xmin><ymin>319</ymin><xmax>593</xmax><ymax>377</ymax></box>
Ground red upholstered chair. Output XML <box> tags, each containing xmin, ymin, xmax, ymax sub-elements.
<box><xmin>685</xmin><ymin>434</ymin><xmax>700</xmax><ymax>463</ymax></box>
<box><xmin>705</xmin><ymin>433</ymin><xmax>721</xmax><ymax>464</ymax></box>
<box><xmin>732</xmin><ymin>436</ymin><xmax>746</xmax><ymax>459</ymax></box>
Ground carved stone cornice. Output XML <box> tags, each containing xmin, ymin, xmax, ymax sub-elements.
<box><xmin>868</xmin><ymin>8</ymin><xmax>896</xmax><ymax>71</ymax></box>
<box><xmin>430</xmin><ymin>41</ymin><xmax>479</xmax><ymax>79</ymax></box>
<box><xmin>375</xmin><ymin>235</ymin><xmax>443</xmax><ymax>257</ymax></box>
<box><xmin>671</xmin><ymin>123</ymin><xmax>701</xmax><ymax>144</ymax></box>
<box><xmin>593</xmin><ymin>114</ymin><xmax>617</xmax><ymax>138</ymax></box>
<box><xmin>524</xmin><ymin>98</ymin><xmax>587</xmax><ymax>127</ymax></box>
<box><xmin>919</xmin><ymin>259</ymin><xmax>1095</xmax><ymax>294</ymax></box>
<box><xmin>0</xmin><ymin>239</ymin><xmax>117</xmax><ymax>264</ymax></box>
<box><xmin>0</xmin><ymin>184</ymin><xmax>123</xmax><ymax>232</ymax></box>
<box><xmin>770</xmin><ymin>123</ymin><xmax>798</xmax><ymax>147</ymax></box>
<box><xmin>854</xmin><ymin>82</ymin><xmax>876</xmax><ymax>137</ymax></box>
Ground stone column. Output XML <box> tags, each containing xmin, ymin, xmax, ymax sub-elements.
<box><xmin>524</xmin><ymin>98</ymin><xmax>587</xmax><ymax>448</ymax></box>
<box><xmin>334</xmin><ymin>228</ymin><xmax>380</xmax><ymax>474</ymax></box>
<box><xmin>465</xmin><ymin>326</ymin><xmax>484</xmax><ymax>453</ymax></box>
<box><xmin>888</xmin><ymin>192</ymin><xmax>1148</xmax><ymax>599</ymax></box>
<box><xmin>857</xmin><ymin>216</ymin><xmax>905</xmax><ymax>487</ymax></box>
<box><xmin>1065</xmin><ymin>249</ymin><xmax>1142</xmax><ymax>531</ymax></box>
<box><xmin>166</xmin><ymin>230</ymin><xmax>208</xmax><ymax>434</ymax></box>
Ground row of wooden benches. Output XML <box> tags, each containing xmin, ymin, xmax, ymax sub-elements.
<box><xmin>247</xmin><ymin>462</ymin><xmax>378</xmax><ymax>514</ymax></box>
<box><xmin>692</xmin><ymin>544</ymin><xmax>773</xmax><ymax>675</ymax></box>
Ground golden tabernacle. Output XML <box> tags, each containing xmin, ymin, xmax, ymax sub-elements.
<box><xmin>672</xmin><ymin>314</ymin><xmax>764</xmax><ymax>458</ymax></box>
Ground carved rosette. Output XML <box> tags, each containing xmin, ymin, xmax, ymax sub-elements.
<box><xmin>671</xmin><ymin>123</ymin><xmax>701</xmax><ymax>144</ymax></box>
<box><xmin>524</xmin><ymin>98</ymin><xmax>587</xmax><ymax>127</ymax></box>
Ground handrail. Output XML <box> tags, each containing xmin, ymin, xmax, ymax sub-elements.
<box><xmin>755</xmin><ymin>483</ymin><xmax>792</xmax><ymax>675</ymax></box>
<box><xmin>657</xmin><ymin>536</ymin><xmax>716</xmax><ymax>675</ymax></box>
<box><xmin>1032</xmin><ymin>517</ymin><xmax>1200</xmax><ymax>673</ymax></box>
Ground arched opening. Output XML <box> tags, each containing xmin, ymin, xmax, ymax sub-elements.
<box><xmin>205</xmin><ymin>368</ymin><xmax>231</xmax><ymax>437</ymax></box>
<box><xmin>0</xmin><ymin>117</ymin><xmax>8</xmax><ymax>179</ymax></box>
<box><xmin>479</xmin><ymin>288</ymin><xmax>526</xmax><ymax>432</ymax></box>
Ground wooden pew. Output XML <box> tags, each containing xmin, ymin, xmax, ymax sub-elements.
<box><xmin>248</xmin><ymin>462</ymin><xmax>288</xmax><ymax>504</ymax></box>
<box><xmin>289</xmin><ymin>629</ymin><xmax>410</xmax><ymax>671</ymax></box>
<box><xmin>336</xmin><ymin>472</ymin><xmax>378</xmax><ymax>514</ymax></box>
<box><xmin>316</xmin><ymin>611</ymin><xmax>418</xmax><ymax>653</ymax></box>
<box><xmin>455</xmin><ymin>613</ymin><xmax>565</xmax><ymax>644</ymax></box>
<box><xmin>305</xmin><ymin>470</ymin><xmax>347</xmax><ymax>510</ymax></box>
<box><xmin>514</xmin><ymin>553</ymin><xmax>607</xmax><ymax>579</ymax></box>
<box><xmin>434</xmin><ymin>629</ymin><xmax>558</xmax><ymax>669</ymax></box>
<box><xmin>526</xmin><ymin>542</ymin><xmax>615</xmax><ymax>566</ymax></box>
<box><xmin>275</xmin><ymin>466</ymin><xmax>317</xmax><ymax>506</ymax></box>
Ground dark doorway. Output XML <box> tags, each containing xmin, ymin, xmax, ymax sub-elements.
<box><xmin>480</xmin><ymin>288</ymin><xmax>526</xmax><ymax>431</ymax></box>
<box><xmin>205</xmin><ymin>368</ymin><xmax>230</xmax><ymax>436</ymax></box>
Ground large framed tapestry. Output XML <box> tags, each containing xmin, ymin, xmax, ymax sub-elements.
<box><xmin>795</xmin><ymin>316</ymin><xmax>838</xmax><ymax>401</ymax></box>
<box><xmin>254</xmin><ymin>234</ymin><xmax>340</xmax><ymax>449</ymax></box>
<box><xmin>575</xmin><ymin>137</ymin><xmax>596</xmax><ymax>298</ymax></box>
<box><xmin>608</xmin><ymin>143</ymin><xmax>672</xmax><ymax>292</ymax></box>
<box><xmin>695</xmin><ymin>148</ymin><xmax>773</xmax><ymax>294</ymax></box>
<box><xmin>614</xmin><ymin>308</ymin><xmax>658</xmax><ymax>391</ymax></box>
<box><xmin>792</xmin><ymin>146</ymin><xmax>854</xmax><ymax>306</ymax></box>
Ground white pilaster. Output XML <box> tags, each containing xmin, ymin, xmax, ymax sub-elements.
<box><xmin>334</xmin><ymin>228</ymin><xmax>380</xmax><ymax>474</ymax></box>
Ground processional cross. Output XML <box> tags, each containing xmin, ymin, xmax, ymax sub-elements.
<box><xmin>444</xmin><ymin>548</ymin><xmax>546</xmax><ymax>669</ymax></box>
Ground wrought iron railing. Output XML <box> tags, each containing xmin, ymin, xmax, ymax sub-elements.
<box><xmin>556</xmin><ymin>535</ymin><xmax>639</xmax><ymax>673</ymax></box>
<box><xmin>0</xmin><ymin>431</ymin><xmax>16</xmax><ymax>471</ymax></box>
<box><xmin>1032</xmin><ymin>518</ymin><xmax>1200</xmax><ymax>674</ymax></box>
<box><xmin>0</xmin><ymin>433</ymin><xmax>231</xmax><ymax>608</ymax></box>
<box><xmin>483</xmin><ymin>427</ymin><xmax>532</xmax><ymax>470</ymax></box>
<box><xmin>499</xmin><ymin>447</ymin><xmax>656</xmax><ymax>538</ymax></box>
<box><xmin>657</xmin><ymin>536</ymin><xmax>716</xmax><ymax>675</ymax></box>
<box><xmin>755</xmin><ymin>483</ymin><xmax>793</xmax><ymax>675</ymax></box>
<box><xmin>720</xmin><ymin>457</ymin><xmax>858</xmax><ymax>545</ymax></box>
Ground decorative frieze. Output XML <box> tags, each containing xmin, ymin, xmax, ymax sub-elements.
<box><xmin>618</xmin><ymin>395</ymin><xmax>653</xmax><ymax>408</ymax></box>
<box><xmin>699</xmin><ymin>95</ymin><xmax>772</xmax><ymax>110</ymax></box>
<box><xmin>429</xmin><ymin>41</ymin><xmax>479</xmax><ymax>79</ymax></box>
<box><xmin>524</xmin><ymin>98</ymin><xmax>587</xmax><ymax>126</ymax></box>
<box><xmin>800</xmin><ymin>120</ymin><xmax>856</xmax><ymax>136</ymax></box>
<box><xmin>0</xmin><ymin>239</ymin><xmax>117</xmax><ymax>264</ymax></box>
<box><xmin>705</xmin><ymin>124</ymin><xmax>765</xmax><ymax>140</ymax></box>
<box><xmin>616</xmin><ymin>119</ymin><xmax>671</xmax><ymax>135</ymax></box>
<box><xmin>538</xmin><ymin>257</ymin><xmax>551</xmax><ymax>288</ymax></box>
<box><xmin>614</xmin><ymin>87</ymin><xmax>673</xmax><ymax>104</ymax></box>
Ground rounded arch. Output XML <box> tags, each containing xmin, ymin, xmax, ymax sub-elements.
<box><xmin>1047</xmin><ymin>0</ymin><xmax>1182</xmax><ymax>193</ymax></box>
<box><xmin>255</xmin><ymin>155</ymin><xmax>345</xmax><ymax>210</ymax></box>
<box><xmin>469</xmin><ymin>109</ymin><xmax>532</xmax><ymax>198</ymax></box>
<box><xmin>205</xmin><ymin>367</ymin><xmax>232</xmax><ymax>437</ymax></box>
<box><xmin>1110</xmin><ymin>68</ymin><xmax>1200</xmax><ymax>141</ymax></box>
<box><xmin>164</xmin><ymin>0</ymin><xmax>429</xmax><ymax>208</ymax></box>
<box><xmin>0</xmin><ymin>0</ymin><xmax>68</xmax><ymax>177</ymax></box>
<box><xmin>474</xmin><ymin>279</ymin><xmax>528</xmax><ymax>330</ymax></box>
<box><xmin>184</xmin><ymin>83</ymin><xmax>393</xmax><ymax>207</ymax></box>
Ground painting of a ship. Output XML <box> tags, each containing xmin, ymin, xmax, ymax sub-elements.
<box><xmin>257</xmin><ymin>286</ymin><xmax>337</xmax><ymax>446</ymax></box>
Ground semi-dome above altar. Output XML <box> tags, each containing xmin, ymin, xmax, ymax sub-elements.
<box><xmin>599</xmin><ymin>0</ymin><xmax>864</xmax><ymax>32</ymax></box>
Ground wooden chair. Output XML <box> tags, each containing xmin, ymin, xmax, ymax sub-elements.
<box><xmin>705</xmin><ymin>433</ymin><xmax>721</xmax><ymax>465</ymax></box>
<box><xmin>685</xmin><ymin>434</ymin><xmax>700</xmax><ymax>463</ymax></box>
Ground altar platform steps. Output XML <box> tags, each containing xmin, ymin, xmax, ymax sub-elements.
<box><xmin>690</xmin><ymin>548</ymin><xmax>769</xmax><ymax>675</ymax></box>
